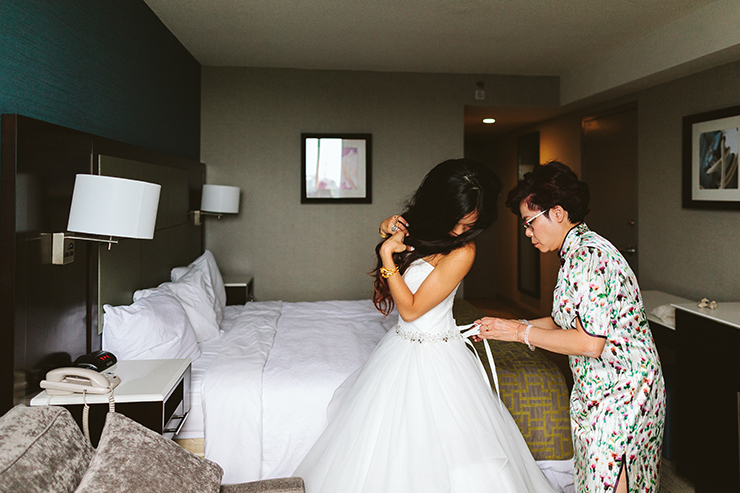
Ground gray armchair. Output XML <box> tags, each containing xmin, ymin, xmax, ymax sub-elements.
<box><xmin>0</xmin><ymin>405</ymin><xmax>304</xmax><ymax>493</ymax></box>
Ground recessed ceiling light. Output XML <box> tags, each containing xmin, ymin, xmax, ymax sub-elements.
<box><xmin>482</xmin><ymin>118</ymin><xmax>495</xmax><ymax>124</ymax></box>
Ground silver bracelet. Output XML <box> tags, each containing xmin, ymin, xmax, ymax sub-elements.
<box><xmin>524</xmin><ymin>324</ymin><xmax>535</xmax><ymax>351</ymax></box>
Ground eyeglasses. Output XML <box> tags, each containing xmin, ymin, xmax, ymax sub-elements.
<box><xmin>522</xmin><ymin>209</ymin><xmax>548</xmax><ymax>230</ymax></box>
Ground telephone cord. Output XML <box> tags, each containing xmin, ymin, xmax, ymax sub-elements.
<box><xmin>82</xmin><ymin>390</ymin><xmax>91</xmax><ymax>444</ymax></box>
<box><xmin>81</xmin><ymin>390</ymin><xmax>115</xmax><ymax>446</ymax></box>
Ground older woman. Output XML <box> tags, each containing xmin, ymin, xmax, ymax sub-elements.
<box><xmin>476</xmin><ymin>161</ymin><xmax>665</xmax><ymax>493</ymax></box>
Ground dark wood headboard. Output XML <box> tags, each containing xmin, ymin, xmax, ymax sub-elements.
<box><xmin>0</xmin><ymin>115</ymin><xmax>205</xmax><ymax>414</ymax></box>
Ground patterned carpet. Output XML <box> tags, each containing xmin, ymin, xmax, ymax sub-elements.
<box><xmin>453</xmin><ymin>298</ymin><xmax>572</xmax><ymax>460</ymax></box>
<box><xmin>464</xmin><ymin>297</ymin><xmax>696</xmax><ymax>493</ymax></box>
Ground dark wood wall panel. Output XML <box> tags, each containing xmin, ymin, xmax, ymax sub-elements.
<box><xmin>1</xmin><ymin>115</ymin><xmax>94</xmax><ymax>412</ymax></box>
<box><xmin>0</xmin><ymin>115</ymin><xmax>204</xmax><ymax>415</ymax></box>
<box><xmin>1</xmin><ymin>116</ymin><xmax>18</xmax><ymax>414</ymax></box>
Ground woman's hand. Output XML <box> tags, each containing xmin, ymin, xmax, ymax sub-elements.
<box><xmin>473</xmin><ymin>317</ymin><xmax>522</xmax><ymax>343</ymax></box>
<box><xmin>380</xmin><ymin>230</ymin><xmax>409</xmax><ymax>258</ymax></box>
<box><xmin>379</xmin><ymin>215</ymin><xmax>409</xmax><ymax>238</ymax></box>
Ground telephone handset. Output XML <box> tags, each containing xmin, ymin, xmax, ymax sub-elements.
<box><xmin>40</xmin><ymin>367</ymin><xmax>121</xmax><ymax>396</ymax></box>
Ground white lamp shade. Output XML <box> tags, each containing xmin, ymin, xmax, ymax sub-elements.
<box><xmin>67</xmin><ymin>174</ymin><xmax>161</xmax><ymax>239</ymax></box>
<box><xmin>201</xmin><ymin>184</ymin><xmax>240</xmax><ymax>213</ymax></box>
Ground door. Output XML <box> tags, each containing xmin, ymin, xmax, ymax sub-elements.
<box><xmin>582</xmin><ymin>105</ymin><xmax>639</xmax><ymax>274</ymax></box>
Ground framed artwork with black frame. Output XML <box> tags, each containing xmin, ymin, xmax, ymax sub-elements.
<box><xmin>301</xmin><ymin>133</ymin><xmax>372</xmax><ymax>204</ymax></box>
<box><xmin>683</xmin><ymin>105</ymin><xmax>740</xmax><ymax>209</ymax></box>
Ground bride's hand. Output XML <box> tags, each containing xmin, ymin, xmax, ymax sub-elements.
<box><xmin>380</xmin><ymin>230</ymin><xmax>409</xmax><ymax>256</ymax></box>
<box><xmin>379</xmin><ymin>215</ymin><xmax>409</xmax><ymax>237</ymax></box>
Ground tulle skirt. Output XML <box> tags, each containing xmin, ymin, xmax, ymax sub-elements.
<box><xmin>294</xmin><ymin>329</ymin><xmax>555</xmax><ymax>492</ymax></box>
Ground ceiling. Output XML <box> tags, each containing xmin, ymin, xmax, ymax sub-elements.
<box><xmin>143</xmin><ymin>0</ymin><xmax>738</xmax><ymax>136</ymax></box>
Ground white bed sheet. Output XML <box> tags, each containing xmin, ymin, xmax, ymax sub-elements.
<box><xmin>260</xmin><ymin>300</ymin><xmax>396</xmax><ymax>479</ymax></box>
<box><xmin>176</xmin><ymin>337</ymin><xmax>222</xmax><ymax>439</ymax></box>
<box><xmin>175</xmin><ymin>303</ymin><xmax>269</xmax><ymax>439</ymax></box>
<box><xmin>176</xmin><ymin>300</ymin><xmax>393</xmax><ymax>485</ymax></box>
<box><xmin>203</xmin><ymin>301</ymin><xmax>282</xmax><ymax>484</ymax></box>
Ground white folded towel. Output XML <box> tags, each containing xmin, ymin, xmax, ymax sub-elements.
<box><xmin>650</xmin><ymin>304</ymin><xmax>675</xmax><ymax>328</ymax></box>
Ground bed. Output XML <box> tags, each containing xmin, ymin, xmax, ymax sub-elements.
<box><xmin>101</xmin><ymin>250</ymin><xmax>573</xmax><ymax>487</ymax></box>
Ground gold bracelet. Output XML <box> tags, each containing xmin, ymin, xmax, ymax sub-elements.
<box><xmin>378</xmin><ymin>226</ymin><xmax>389</xmax><ymax>239</ymax></box>
<box><xmin>380</xmin><ymin>266</ymin><xmax>399</xmax><ymax>278</ymax></box>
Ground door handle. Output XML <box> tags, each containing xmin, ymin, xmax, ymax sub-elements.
<box><xmin>620</xmin><ymin>246</ymin><xmax>636</xmax><ymax>255</ymax></box>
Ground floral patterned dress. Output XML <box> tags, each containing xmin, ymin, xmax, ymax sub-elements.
<box><xmin>552</xmin><ymin>223</ymin><xmax>665</xmax><ymax>492</ymax></box>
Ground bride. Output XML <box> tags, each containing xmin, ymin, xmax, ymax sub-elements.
<box><xmin>294</xmin><ymin>159</ymin><xmax>554</xmax><ymax>492</ymax></box>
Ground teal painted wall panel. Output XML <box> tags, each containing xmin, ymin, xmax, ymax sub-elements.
<box><xmin>0</xmin><ymin>0</ymin><xmax>201</xmax><ymax>160</ymax></box>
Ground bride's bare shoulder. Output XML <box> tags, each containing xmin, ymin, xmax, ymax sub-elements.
<box><xmin>439</xmin><ymin>242</ymin><xmax>476</xmax><ymax>267</ymax></box>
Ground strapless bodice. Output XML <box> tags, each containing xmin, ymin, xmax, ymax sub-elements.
<box><xmin>396</xmin><ymin>259</ymin><xmax>460</xmax><ymax>341</ymax></box>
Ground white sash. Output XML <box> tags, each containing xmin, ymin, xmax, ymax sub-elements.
<box><xmin>460</xmin><ymin>323</ymin><xmax>503</xmax><ymax>411</ymax></box>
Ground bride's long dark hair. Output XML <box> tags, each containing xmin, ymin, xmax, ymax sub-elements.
<box><xmin>372</xmin><ymin>159</ymin><xmax>502</xmax><ymax>315</ymax></box>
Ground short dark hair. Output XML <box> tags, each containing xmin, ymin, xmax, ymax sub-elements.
<box><xmin>505</xmin><ymin>160</ymin><xmax>590</xmax><ymax>223</ymax></box>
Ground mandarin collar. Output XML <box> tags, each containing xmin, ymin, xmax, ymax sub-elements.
<box><xmin>558</xmin><ymin>222</ymin><xmax>589</xmax><ymax>265</ymax></box>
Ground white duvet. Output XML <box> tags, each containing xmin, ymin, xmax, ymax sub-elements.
<box><xmin>201</xmin><ymin>301</ymin><xmax>282</xmax><ymax>484</ymax></box>
<box><xmin>261</xmin><ymin>300</ymin><xmax>396</xmax><ymax>480</ymax></box>
<box><xmin>198</xmin><ymin>300</ymin><xmax>394</xmax><ymax>484</ymax></box>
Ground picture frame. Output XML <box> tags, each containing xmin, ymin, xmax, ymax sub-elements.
<box><xmin>683</xmin><ymin>105</ymin><xmax>740</xmax><ymax>209</ymax></box>
<box><xmin>301</xmin><ymin>133</ymin><xmax>372</xmax><ymax>203</ymax></box>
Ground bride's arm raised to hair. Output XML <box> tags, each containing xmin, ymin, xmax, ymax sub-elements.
<box><xmin>379</xmin><ymin>215</ymin><xmax>409</xmax><ymax>237</ymax></box>
<box><xmin>380</xmin><ymin>231</ymin><xmax>475</xmax><ymax>322</ymax></box>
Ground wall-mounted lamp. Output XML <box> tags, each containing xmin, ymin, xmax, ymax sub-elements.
<box><xmin>190</xmin><ymin>184</ymin><xmax>240</xmax><ymax>226</ymax></box>
<box><xmin>42</xmin><ymin>174</ymin><xmax>161</xmax><ymax>265</ymax></box>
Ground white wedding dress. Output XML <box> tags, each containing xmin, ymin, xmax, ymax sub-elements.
<box><xmin>294</xmin><ymin>259</ymin><xmax>555</xmax><ymax>492</ymax></box>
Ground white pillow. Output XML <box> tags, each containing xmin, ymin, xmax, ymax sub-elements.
<box><xmin>135</xmin><ymin>279</ymin><xmax>220</xmax><ymax>343</ymax></box>
<box><xmin>103</xmin><ymin>289</ymin><xmax>201</xmax><ymax>362</ymax></box>
<box><xmin>171</xmin><ymin>250</ymin><xmax>226</xmax><ymax>324</ymax></box>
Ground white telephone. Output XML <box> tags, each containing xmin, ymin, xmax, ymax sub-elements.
<box><xmin>40</xmin><ymin>367</ymin><xmax>121</xmax><ymax>396</ymax></box>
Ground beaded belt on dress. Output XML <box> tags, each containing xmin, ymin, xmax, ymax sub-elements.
<box><xmin>395</xmin><ymin>323</ymin><xmax>503</xmax><ymax>410</ymax></box>
<box><xmin>395</xmin><ymin>325</ymin><xmax>462</xmax><ymax>343</ymax></box>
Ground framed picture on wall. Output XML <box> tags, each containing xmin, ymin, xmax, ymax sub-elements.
<box><xmin>683</xmin><ymin>105</ymin><xmax>740</xmax><ymax>209</ymax></box>
<box><xmin>301</xmin><ymin>133</ymin><xmax>372</xmax><ymax>203</ymax></box>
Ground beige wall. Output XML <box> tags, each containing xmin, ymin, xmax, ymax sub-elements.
<box><xmin>637</xmin><ymin>60</ymin><xmax>740</xmax><ymax>300</ymax></box>
<box><xmin>201</xmin><ymin>67</ymin><xmax>558</xmax><ymax>301</ymax></box>
<box><xmin>489</xmin><ymin>58</ymin><xmax>740</xmax><ymax>315</ymax></box>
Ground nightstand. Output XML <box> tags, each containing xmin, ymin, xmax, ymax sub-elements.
<box><xmin>31</xmin><ymin>359</ymin><xmax>190</xmax><ymax>447</ymax></box>
<box><xmin>223</xmin><ymin>274</ymin><xmax>254</xmax><ymax>304</ymax></box>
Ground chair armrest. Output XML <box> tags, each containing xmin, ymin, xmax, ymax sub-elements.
<box><xmin>220</xmin><ymin>477</ymin><xmax>305</xmax><ymax>493</ymax></box>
